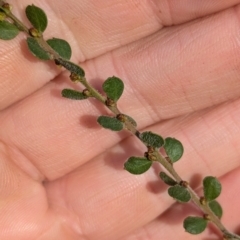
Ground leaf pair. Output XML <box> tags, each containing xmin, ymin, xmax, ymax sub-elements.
<box><xmin>141</xmin><ymin>134</ymin><xmax>183</xmax><ymax>163</ymax></box>
<box><xmin>27</xmin><ymin>37</ymin><xmax>72</xmax><ymax>60</ymax></box>
<box><xmin>0</xmin><ymin>4</ymin><xmax>46</xmax><ymax>40</ymax></box>
<box><xmin>130</xmin><ymin>133</ymin><xmax>184</xmax><ymax>163</ymax></box>
<box><xmin>25</xmin><ymin>6</ymin><xmax>72</xmax><ymax>60</ymax></box>
<box><xmin>123</xmin><ymin>135</ymin><xmax>184</xmax><ymax>175</ymax></box>
<box><xmin>184</xmin><ymin>203</ymin><xmax>222</xmax><ymax>234</ymax></box>
<box><xmin>96</xmin><ymin>77</ymin><xmax>124</xmax><ymax>130</ymax></box>
<box><xmin>63</xmin><ymin>75</ymin><xmax>123</xmax><ymax>108</ymax></box>
<box><xmin>63</xmin><ymin>77</ymin><xmax>125</xmax><ymax>130</ymax></box>
<box><xmin>166</xmin><ymin>178</ymin><xmax>222</xmax><ymax>213</ymax></box>
<box><xmin>160</xmin><ymin>172</ymin><xmax>191</xmax><ymax>202</ymax></box>
<box><xmin>0</xmin><ymin>4</ymin><xmax>73</xmax><ymax>61</ymax></box>
<box><xmin>203</xmin><ymin>176</ymin><xmax>223</xmax><ymax>219</ymax></box>
<box><xmin>183</xmin><ymin>176</ymin><xmax>222</xmax><ymax>235</ymax></box>
<box><xmin>159</xmin><ymin>171</ymin><xmax>223</xmax><ymax>234</ymax></box>
<box><xmin>183</xmin><ymin>204</ymin><xmax>221</xmax><ymax>235</ymax></box>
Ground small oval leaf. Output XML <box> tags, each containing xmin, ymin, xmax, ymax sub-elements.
<box><xmin>183</xmin><ymin>216</ymin><xmax>208</xmax><ymax>235</ymax></box>
<box><xmin>27</xmin><ymin>37</ymin><xmax>50</xmax><ymax>60</ymax></box>
<box><xmin>203</xmin><ymin>176</ymin><xmax>222</xmax><ymax>202</ymax></box>
<box><xmin>61</xmin><ymin>89</ymin><xmax>88</xmax><ymax>100</ymax></box>
<box><xmin>103</xmin><ymin>76</ymin><xmax>124</xmax><ymax>101</ymax></box>
<box><xmin>25</xmin><ymin>5</ymin><xmax>48</xmax><ymax>32</ymax></box>
<box><xmin>140</xmin><ymin>131</ymin><xmax>164</xmax><ymax>148</ymax></box>
<box><xmin>97</xmin><ymin>116</ymin><xmax>123</xmax><ymax>131</ymax></box>
<box><xmin>163</xmin><ymin>137</ymin><xmax>184</xmax><ymax>163</ymax></box>
<box><xmin>208</xmin><ymin>200</ymin><xmax>223</xmax><ymax>219</ymax></box>
<box><xmin>168</xmin><ymin>185</ymin><xmax>191</xmax><ymax>202</ymax></box>
<box><xmin>56</xmin><ymin>58</ymin><xmax>85</xmax><ymax>77</ymax></box>
<box><xmin>159</xmin><ymin>172</ymin><xmax>177</xmax><ymax>186</ymax></box>
<box><xmin>124</xmin><ymin>157</ymin><xmax>152</xmax><ymax>175</ymax></box>
<box><xmin>0</xmin><ymin>21</ymin><xmax>19</xmax><ymax>40</ymax></box>
<box><xmin>47</xmin><ymin>38</ymin><xmax>72</xmax><ymax>60</ymax></box>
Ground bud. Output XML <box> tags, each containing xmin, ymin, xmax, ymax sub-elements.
<box><xmin>116</xmin><ymin>114</ymin><xmax>127</xmax><ymax>122</ymax></box>
<box><xmin>200</xmin><ymin>196</ymin><xmax>206</xmax><ymax>205</ymax></box>
<box><xmin>82</xmin><ymin>89</ymin><xmax>91</xmax><ymax>97</ymax></box>
<box><xmin>29</xmin><ymin>27</ymin><xmax>41</xmax><ymax>37</ymax></box>
<box><xmin>2</xmin><ymin>3</ymin><xmax>12</xmax><ymax>12</ymax></box>
<box><xmin>105</xmin><ymin>97</ymin><xmax>115</xmax><ymax>107</ymax></box>
<box><xmin>203</xmin><ymin>214</ymin><xmax>211</xmax><ymax>221</ymax></box>
<box><xmin>147</xmin><ymin>146</ymin><xmax>154</xmax><ymax>153</ymax></box>
<box><xmin>146</xmin><ymin>152</ymin><xmax>156</xmax><ymax>161</ymax></box>
<box><xmin>70</xmin><ymin>72</ymin><xmax>80</xmax><ymax>82</ymax></box>
<box><xmin>180</xmin><ymin>180</ymin><xmax>189</xmax><ymax>188</ymax></box>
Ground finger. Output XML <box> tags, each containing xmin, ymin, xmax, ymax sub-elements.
<box><xmin>158</xmin><ymin>0</ymin><xmax>240</xmax><ymax>25</ymax></box>
<box><xmin>1</xmin><ymin>0</ymin><xmax>240</xmax><ymax>110</ymax></box>
<box><xmin>45</xmin><ymin>0</ymin><xmax>240</xmax><ymax>58</ymax></box>
<box><xmin>94</xmin><ymin>4</ymin><xmax>240</xmax><ymax>121</ymax></box>
<box><xmin>121</xmin><ymin>167</ymin><xmax>240</xmax><ymax>240</ymax></box>
<box><xmin>0</xmin><ymin>143</ymin><xmax>81</xmax><ymax>240</ymax></box>
<box><xmin>0</xmin><ymin>143</ymin><xmax>54</xmax><ymax>240</ymax></box>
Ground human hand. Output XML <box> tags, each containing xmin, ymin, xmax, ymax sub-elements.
<box><xmin>0</xmin><ymin>0</ymin><xmax>240</xmax><ymax>239</ymax></box>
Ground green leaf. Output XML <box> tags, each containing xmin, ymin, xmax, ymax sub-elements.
<box><xmin>124</xmin><ymin>157</ymin><xmax>152</xmax><ymax>175</ymax></box>
<box><xmin>183</xmin><ymin>216</ymin><xmax>208</xmax><ymax>234</ymax></box>
<box><xmin>27</xmin><ymin>37</ymin><xmax>50</xmax><ymax>60</ymax></box>
<box><xmin>203</xmin><ymin>176</ymin><xmax>221</xmax><ymax>202</ymax></box>
<box><xmin>97</xmin><ymin>116</ymin><xmax>123</xmax><ymax>131</ymax></box>
<box><xmin>159</xmin><ymin>172</ymin><xmax>177</xmax><ymax>186</ymax></box>
<box><xmin>168</xmin><ymin>185</ymin><xmax>191</xmax><ymax>202</ymax></box>
<box><xmin>102</xmin><ymin>76</ymin><xmax>124</xmax><ymax>101</ymax></box>
<box><xmin>61</xmin><ymin>89</ymin><xmax>88</xmax><ymax>100</ymax></box>
<box><xmin>208</xmin><ymin>200</ymin><xmax>223</xmax><ymax>219</ymax></box>
<box><xmin>56</xmin><ymin>58</ymin><xmax>85</xmax><ymax>77</ymax></box>
<box><xmin>140</xmin><ymin>131</ymin><xmax>164</xmax><ymax>148</ymax></box>
<box><xmin>47</xmin><ymin>38</ymin><xmax>72</xmax><ymax>60</ymax></box>
<box><xmin>25</xmin><ymin>5</ymin><xmax>48</xmax><ymax>32</ymax></box>
<box><xmin>0</xmin><ymin>21</ymin><xmax>19</xmax><ymax>40</ymax></box>
<box><xmin>163</xmin><ymin>137</ymin><xmax>184</xmax><ymax>163</ymax></box>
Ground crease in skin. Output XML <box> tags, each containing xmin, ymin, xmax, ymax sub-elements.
<box><xmin>0</xmin><ymin>112</ymin><xmax>45</xmax><ymax>181</ymax></box>
<box><xmin>6</xmin><ymin>143</ymin><xmax>46</xmax><ymax>182</ymax></box>
<box><xmin>0</xmin><ymin>140</ymin><xmax>39</xmax><ymax>181</ymax></box>
<box><xmin>44</xmin><ymin>176</ymin><xmax>86</xmax><ymax>238</ymax></box>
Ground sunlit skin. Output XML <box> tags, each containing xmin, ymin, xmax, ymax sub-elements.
<box><xmin>1</xmin><ymin>0</ymin><xmax>240</xmax><ymax>239</ymax></box>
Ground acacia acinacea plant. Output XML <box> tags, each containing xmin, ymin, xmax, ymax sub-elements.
<box><xmin>0</xmin><ymin>1</ymin><xmax>240</xmax><ymax>240</ymax></box>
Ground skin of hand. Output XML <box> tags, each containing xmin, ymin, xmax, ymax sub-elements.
<box><xmin>0</xmin><ymin>0</ymin><xmax>240</xmax><ymax>239</ymax></box>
